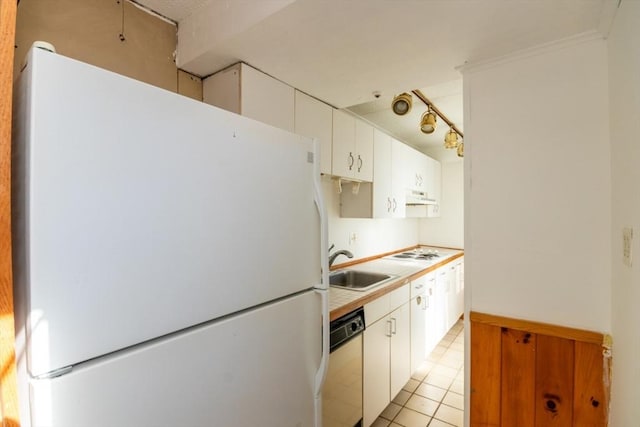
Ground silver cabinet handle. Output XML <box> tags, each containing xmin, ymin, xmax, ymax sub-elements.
<box><xmin>387</xmin><ymin>197</ymin><xmax>392</xmax><ymax>212</ymax></box>
<box><xmin>392</xmin><ymin>198</ymin><xmax>397</xmax><ymax>212</ymax></box>
<box><xmin>386</xmin><ymin>319</ymin><xmax>393</xmax><ymax>337</ymax></box>
<box><xmin>357</xmin><ymin>155</ymin><xmax>363</xmax><ymax>172</ymax></box>
<box><xmin>391</xmin><ymin>317</ymin><xmax>397</xmax><ymax>335</ymax></box>
<box><xmin>348</xmin><ymin>152</ymin><xmax>354</xmax><ymax>170</ymax></box>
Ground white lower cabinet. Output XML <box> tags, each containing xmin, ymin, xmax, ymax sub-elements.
<box><xmin>410</xmin><ymin>272</ymin><xmax>436</xmax><ymax>374</ymax></box>
<box><xmin>454</xmin><ymin>258</ymin><xmax>464</xmax><ymax>326</ymax></box>
<box><xmin>446</xmin><ymin>263</ymin><xmax>458</xmax><ymax>330</ymax></box>
<box><xmin>433</xmin><ymin>267</ymin><xmax>449</xmax><ymax>344</ymax></box>
<box><xmin>363</xmin><ymin>285</ymin><xmax>410</xmax><ymax>427</ymax></box>
<box><xmin>410</xmin><ymin>275</ymin><xmax>426</xmax><ymax>375</ymax></box>
<box><xmin>389</xmin><ymin>302</ymin><xmax>411</xmax><ymax>399</ymax></box>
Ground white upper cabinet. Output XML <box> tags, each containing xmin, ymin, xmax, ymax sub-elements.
<box><xmin>389</xmin><ymin>138</ymin><xmax>407</xmax><ymax>217</ymax></box>
<box><xmin>340</xmin><ymin>132</ymin><xmax>405</xmax><ymax>219</ymax></box>
<box><xmin>355</xmin><ymin>120</ymin><xmax>374</xmax><ymax>181</ymax></box>
<box><xmin>372</xmin><ymin>131</ymin><xmax>406</xmax><ymax>218</ymax></box>
<box><xmin>425</xmin><ymin>156</ymin><xmax>442</xmax><ymax>217</ymax></box>
<box><xmin>294</xmin><ymin>90</ymin><xmax>333</xmax><ymax>175</ymax></box>
<box><xmin>332</xmin><ymin>110</ymin><xmax>373</xmax><ymax>182</ymax></box>
<box><xmin>372</xmin><ymin>129</ymin><xmax>392</xmax><ymax>218</ymax></box>
<box><xmin>203</xmin><ymin>63</ymin><xmax>295</xmax><ymax>132</ymax></box>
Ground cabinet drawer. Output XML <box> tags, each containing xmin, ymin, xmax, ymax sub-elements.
<box><xmin>364</xmin><ymin>294</ymin><xmax>389</xmax><ymax>325</ymax></box>
<box><xmin>410</xmin><ymin>272</ymin><xmax>434</xmax><ymax>298</ymax></box>
<box><xmin>389</xmin><ymin>283</ymin><xmax>410</xmax><ymax>312</ymax></box>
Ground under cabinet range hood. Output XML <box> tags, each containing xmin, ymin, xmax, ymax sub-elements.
<box><xmin>405</xmin><ymin>189</ymin><xmax>436</xmax><ymax>206</ymax></box>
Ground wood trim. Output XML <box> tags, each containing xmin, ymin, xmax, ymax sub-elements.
<box><xmin>469</xmin><ymin>311</ymin><xmax>605</xmax><ymax>345</ymax></box>
<box><xmin>0</xmin><ymin>0</ymin><xmax>19</xmax><ymax>425</ymax></box>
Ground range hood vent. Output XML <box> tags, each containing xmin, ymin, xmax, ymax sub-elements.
<box><xmin>405</xmin><ymin>189</ymin><xmax>436</xmax><ymax>206</ymax></box>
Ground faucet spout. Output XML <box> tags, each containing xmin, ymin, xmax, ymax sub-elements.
<box><xmin>328</xmin><ymin>249</ymin><xmax>354</xmax><ymax>267</ymax></box>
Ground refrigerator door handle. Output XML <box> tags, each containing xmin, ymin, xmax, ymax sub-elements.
<box><xmin>311</xmin><ymin>138</ymin><xmax>330</xmax><ymax>427</ymax></box>
<box><xmin>313</xmin><ymin>288</ymin><xmax>329</xmax><ymax>427</ymax></box>
<box><xmin>312</xmin><ymin>139</ymin><xmax>329</xmax><ymax>291</ymax></box>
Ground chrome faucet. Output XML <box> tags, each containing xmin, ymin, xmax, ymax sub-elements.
<box><xmin>328</xmin><ymin>246</ymin><xmax>354</xmax><ymax>267</ymax></box>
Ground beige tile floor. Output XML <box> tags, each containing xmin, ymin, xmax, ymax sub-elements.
<box><xmin>371</xmin><ymin>320</ymin><xmax>465</xmax><ymax>427</ymax></box>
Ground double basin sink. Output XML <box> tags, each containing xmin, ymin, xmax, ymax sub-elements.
<box><xmin>329</xmin><ymin>270</ymin><xmax>397</xmax><ymax>292</ymax></box>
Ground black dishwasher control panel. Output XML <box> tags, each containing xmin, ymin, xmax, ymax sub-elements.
<box><xmin>329</xmin><ymin>307</ymin><xmax>365</xmax><ymax>353</ymax></box>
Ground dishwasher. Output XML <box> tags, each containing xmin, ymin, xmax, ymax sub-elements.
<box><xmin>322</xmin><ymin>307</ymin><xmax>365</xmax><ymax>427</ymax></box>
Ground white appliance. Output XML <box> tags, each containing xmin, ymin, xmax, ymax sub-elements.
<box><xmin>12</xmin><ymin>47</ymin><xmax>329</xmax><ymax>427</ymax></box>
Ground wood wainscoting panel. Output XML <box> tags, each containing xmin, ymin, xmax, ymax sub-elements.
<box><xmin>470</xmin><ymin>321</ymin><xmax>501</xmax><ymax>427</ymax></box>
<box><xmin>470</xmin><ymin>312</ymin><xmax>609</xmax><ymax>427</ymax></box>
<box><xmin>500</xmin><ymin>328</ymin><xmax>536</xmax><ymax>426</ymax></box>
<box><xmin>535</xmin><ymin>334</ymin><xmax>575</xmax><ymax>426</ymax></box>
<box><xmin>573</xmin><ymin>341</ymin><xmax>609</xmax><ymax>426</ymax></box>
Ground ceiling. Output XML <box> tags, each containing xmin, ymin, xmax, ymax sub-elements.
<box><xmin>135</xmin><ymin>0</ymin><xmax>614</xmax><ymax>157</ymax></box>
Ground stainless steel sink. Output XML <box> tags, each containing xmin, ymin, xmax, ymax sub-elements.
<box><xmin>329</xmin><ymin>270</ymin><xmax>397</xmax><ymax>292</ymax></box>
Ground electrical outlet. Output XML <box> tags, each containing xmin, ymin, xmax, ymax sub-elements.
<box><xmin>349</xmin><ymin>232</ymin><xmax>358</xmax><ymax>245</ymax></box>
<box><xmin>623</xmin><ymin>227</ymin><xmax>633</xmax><ymax>267</ymax></box>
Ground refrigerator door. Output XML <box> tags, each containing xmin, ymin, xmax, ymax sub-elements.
<box><xmin>27</xmin><ymin>290</ymin><xmax>322</xmax><ymax>427</ymax></box>
<box><xmin>13</xmin><ymin>48</ymin><xmax>323</xmax><ymax>377</ymax></box>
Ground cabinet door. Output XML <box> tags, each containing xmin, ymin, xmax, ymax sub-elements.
<box><xmin>446</xmin><ymin>264</ymin><xmax>458</xmax><ymax>329</ymax></box>
<box><xmin>424</xmin><ymin>274</ymin><xmax>438</xmax><ymax>356</ymax></box>
<box><xmin>414</xmin><ymin>152</ymin><xmax>429</xmax><ymax>191</ymax></box>
<box><xmin>240</xmin><ymin>64</ymin><xmax>295</xmax><ymax>132</ymax></box>
<box><xmin>390</xmin><ymin>139</ymin><xmax>407</xmax><ymax>218</ymax></box>
<box><xmin>363</xmin><ymin>317</ymin><xmax>391</xmax><ymax>427</ymax></box>
<box><xmin>434</xmin><ymin>268</ymin><xmax>449</xmax><ymax>343</ymax></box>
<box><xmin>389</xmin><ymin>302</ymin><xmax>411</xmax><ymax>399</ymax></box>
<box><xmin>427</xmin><ymin>157</ymin><xmax>442</xmax><ymax>217</ymax></box>
<box><xmin>355</xmin><ymin>119</ymin><xmax>374</xmax><ymax>182</ymax></box>
<box><xmin>455</xmin><ymin>260</ymin><xmax>464</xmax><ymax>322</ymax></box>
<box><xmin>202</xmin><ymin>64</ymin><xmax>241</xmax><ymax>114</ymax></box>
<box><xmin>294</xmin><ymin>91</ymin><xmax>333</xmax><ymax>175</ymax></box>
<box><xmin>373</xmin><ymin>129</ymin><xmax>392</xmax><ymax>218</ymax></box>
<box><xmin>332</xmin><ymin>110</ymin><xmax>356</xmax><ymax>178</ymax></box>
<box><xmin>410</xmin><ymin>293</ymin><xmax>427</xmax><ymax>374</ymax></box>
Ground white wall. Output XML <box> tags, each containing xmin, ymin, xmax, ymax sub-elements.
<box><xmin>463</xmin><ymin>35</ymin><xmax>611</xmax><ymax>332</ymax></box>
<box><xmin>419</xmin><ymin>160</ymin><xmax>464</xmax><ymax>249</ymax></box>
<box><xmin>607</xmin><ymin>0</ymin><xmax>640</xmax><ymax>422</ymax></box>
<box><xmin>322</xmin><ymin>176</ymin><xmax>420</xmax><ymax>263</ymax></box>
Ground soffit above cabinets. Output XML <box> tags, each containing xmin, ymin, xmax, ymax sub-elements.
<box><xmin>134</xmin><ymin>0</ymin><xmax>614</xmax><ymax>154</ymax></box>
<box><xmin>134</xmin><ymin>0</ymin><xmax>610</xmax><ymax>108</ymax></box>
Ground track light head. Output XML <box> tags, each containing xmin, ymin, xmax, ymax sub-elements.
<box><xmin>444</xmin><ymin>128</ymin><xmax>460</xmax><ymax>149</ymax></box>
<box><xmin>457</xmin><ymin>142</ymin><xmax>464</xmax><ymax>157</ymax></box>
<box><xmin>391</xmin><ymin>93</ymin><xmax>412</xmax><ymax>116</ymax></box>
<box><xmin>420</xmin><ymin>108</ymin><xmax>437</xmax><ymax>134</ymax></box>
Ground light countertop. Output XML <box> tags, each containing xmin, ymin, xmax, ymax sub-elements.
<box><xmin>329</xmin><ymin>246</ymin><xmax>463</xmax><ymax>321</ymax></box>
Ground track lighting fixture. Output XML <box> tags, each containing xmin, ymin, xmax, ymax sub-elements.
<box><xmin>420</xmin><ymin>107</ymin><xmax>437</xmax><ymax>134</ymax></box>
<box><xmin>391</xmin><ymin>93</ymin><xmax>412</xmax><ymax>116</ymax></box>
<box><xmin>411</xmin><ymin>90</ymin><xmax>465</xmax><ymax>154</ymax></box>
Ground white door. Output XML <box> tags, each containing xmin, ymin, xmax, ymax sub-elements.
<box><xmin>28</xmin><ymin>291</ymin><xmax>322</xmax><ymax>427</ymax></box>
<box><xmin>363</xmin><ymin>317</ymin><xmax>391</xmax><ymax>427</ymax></box>
<box><xmin>410</xmin><ymin>294</ymin><xmax>426</xmax><ymax>374</ymax></box>
<box><xmin>389</xmin><ymin>302</ymin><xmax>411</xmax><ymax>399</ymax></box>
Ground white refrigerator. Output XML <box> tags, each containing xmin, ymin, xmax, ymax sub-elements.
<box><xmin>12</xmin><ymin>47</ymin><xmax>329</xmax><ymax>427</ymax></box>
